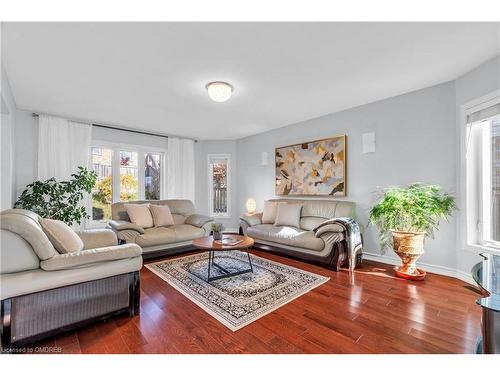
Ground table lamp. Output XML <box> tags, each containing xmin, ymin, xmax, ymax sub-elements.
<box><xmin>246</xmin><ymin>198</ymin><xmax>256</xmax><ymax>214</ymax></box>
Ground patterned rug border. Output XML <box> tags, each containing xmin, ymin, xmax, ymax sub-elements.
<box><xmin>145</xmin><ymin>252</ymin><xmax>330</xmax><ymax>331</ymax></box>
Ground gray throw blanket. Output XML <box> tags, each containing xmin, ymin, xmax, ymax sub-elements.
<box><xmin>315</xmin><ymin>217</ymin><xmax>363</xmax><ymax>268</ymax></box>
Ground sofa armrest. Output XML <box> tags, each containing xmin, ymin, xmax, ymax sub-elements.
<box><xmin>314</xmin><ymin>217</ymin><xmax>363</xmax><ymax>270</ymax></box>
<box><xmin>108</xmin><ymin>220</ymin><xmax>145</xmax><ymax>234</ymax></box>
<box><xmin>115</xmin><ymin>229</ymin><xmax>142</xmax><ymax>244</ymax></box>
<box><xmin>185</xmin><ymin>214</ymin><xmax>214</xmax><ymax>228</ymax></box>
<box><xmin>77</xmin><ymin>229</ymin><xmax>118</xmax><ymax>249</ymax></box>
<box><xmin>40</xmin><ymin>243</ymin><xmax>142</xmax><ymax>271</ymax></box>
<box><xmin>240</xmin><ymin>212</ymin><xmax>262</xmax><ymax>227</ymax></box>
<box><xmin>313</xmin><ymin>219</ymin><xmax>345</xmax><ymax>237</ymax></box>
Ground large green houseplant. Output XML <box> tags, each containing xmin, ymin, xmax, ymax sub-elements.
<box><xmin>14</xmin><ymin>167</ymin><xmax>97</xmax><ymax>226</ymax></box>
<box><xmin>369</xmin><ymin>183</ymin><xmax>456</xmax><ymax>279</ymax></box>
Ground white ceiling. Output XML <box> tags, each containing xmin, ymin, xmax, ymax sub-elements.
<box><xmin>2</xmin><ymin>22</ymin><xmax>500</xmax><ymax>140</ymax></box>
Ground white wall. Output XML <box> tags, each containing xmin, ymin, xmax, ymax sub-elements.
<box><xmin>194</xmin><ymin>140</ymin><xmax>239</xmax><ymax>231</ymax></box>
<box><xmin>237</xmin><ymin>81</ymin><xmax>458</xmax><ymax>269</ymax></box>
<box><xmin>1</xmin><ymin>62</ymin><xmax>16</xmax><ymax>209</ymax></box>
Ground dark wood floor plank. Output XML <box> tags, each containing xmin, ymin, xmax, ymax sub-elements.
<box><xmin>22</xmin><ymin>250</ymin><xmax>481</xmax><ymax>354</ymax></box>
<box><xmin>76</xmin><ymin>325</ymin><xmax>110</xmax><ymax>354</ymax></box>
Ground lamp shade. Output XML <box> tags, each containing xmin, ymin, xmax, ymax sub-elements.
<box><xmin>246</xmin><ymin>198</ymin><xmax>257</xmax><ymax>214</ymax></box>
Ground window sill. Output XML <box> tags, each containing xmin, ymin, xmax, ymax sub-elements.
<box><xmin>463</xmin><ymin>243</ymin><xmax>500</xmax><ymax>256</ymax></box>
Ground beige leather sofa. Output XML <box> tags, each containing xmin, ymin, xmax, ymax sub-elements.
<box><xmin>0</xmin><ymin>209</ymin><xmax>143</xmax><ymax>348</ymax></box>
<box><xmin>109</xmin><ymin>199</ymin><xmax>214</xmax><ymax>258</ymax></box>
<box><xmin>240</xmin><ymin>199</ymin><xmax>362</xmax><ymax>270</ymax></box>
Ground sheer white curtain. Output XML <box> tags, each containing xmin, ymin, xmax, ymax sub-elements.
<box><xmin>38</xmin><ymin>114</ymin><xmax>92</xmax><ymax>180</ymax></box>
<box><xmin>37</xmin><ymin>115</ymin><xmax>92</xmax><ymax>230</ymax></box>
<box><xmin>166</xmin><ymin>137</ymin><xmax>195</xmax><ymax>202</ymax></box>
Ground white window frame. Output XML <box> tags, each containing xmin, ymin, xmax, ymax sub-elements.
<box><xmin>459</xmin><ymin>90</ymin><xmax>500</xmax><ymax>255</ymax></box>
<box><xmin>208</xmin><ymin>153</ymin><xmax>231</xmax><ymax>218</ymax></box>
<box><xmin>87</xmin><ymin>140</ymin><xmax>166</xmax><ymax>228</ymax></box>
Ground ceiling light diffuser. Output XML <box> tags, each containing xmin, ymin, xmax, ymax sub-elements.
<box><xmin>206</xmin><ymin>81</ymin><xmax>233</xmax><ymax>102</ymax></box>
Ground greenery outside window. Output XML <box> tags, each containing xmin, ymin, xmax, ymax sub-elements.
<box><xmin>89</xmin><ymin>143</ymin><xmax>165</xmax><ymax>227</ymax></box>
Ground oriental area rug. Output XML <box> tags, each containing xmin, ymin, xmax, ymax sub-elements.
<box><xmin>145</xmin><ymin>251</ymin><xmax>329</xmax><ymax>331</ymax></box>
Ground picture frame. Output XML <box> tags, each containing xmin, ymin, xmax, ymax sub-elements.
<box><xmin>275</xmin><ymin>135</ymin><xmax>346</xmax><ymax>196</ymax></box>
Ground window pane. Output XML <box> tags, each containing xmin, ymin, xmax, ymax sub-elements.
<box><xmin>120</xmin><ymin>150</ymin><xmax>138</xmax><ymax>202</ymax></box>
<box><xmin>91</xmin><ymin>147</ymin><xmax>113</xmax><ymax>221</ymax></box>
<box><xmin>211</xmin><ymin>160</ymin><xmax>228</xmax><ymax>215</ymax></box>
<box><xmin>145</xmin><ymin>153</ymin><xmax>161</xmax><ymax>200</ymax></box>
<box><xmin>491</xmin><ymin>117</ymin><xmax>500</xmax><ymax>241</ymax></box>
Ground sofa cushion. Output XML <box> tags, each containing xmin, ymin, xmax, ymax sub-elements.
<box><xmin>40</xmin><ymin>243</ymin><xmax>142</xmax><ymax>271</ymax></box>
<box><xmin>135</xmin><ymin>227</ymin><xmax>176</xmax><ymax>248</ymax></box>
<box><xmin>165</xmin><ymin>200</ymin><xmax>196</xmax><ymax>216</ymax></box>
<box><xmin>247</xmin><ymin>224</ymin><xmax>325</xmax><ymax>251</ymax></box>
<box><xmin>299</xmin><ymin>217</ymin><xmax>344</xmax><ymax>232</ymax></box>
<box><xmin>111</xmin><ymin>199</ymin><xmax>195</xmax><ymax>221</ymax></box>
<box><xmin>77</xmin><ymin>229</ymin><xmax>118</xmax><ymax>249</ymax></box>
<box><xmin>300</xmin><ymin>217</ymin><xmax>327</xmax><ymax>231</ymax></box>
<box><xmin>274</xmin><ymin>203</ymin><xmax>302</xmax><ymax>228</ymax></box>
<box><xmin>267</xmin><ymin>199</ymin><xmax>355</xmax><ymax>219</ymax></box>
<box><xmin>302</xmin><ymin>200</ymin><xmax>354</xmax><ymax>218</ymax></box>
<box><xmin>0</xmin><ymin>210</ymin><xmax>58</xmax><ymax>260</ymax></box>
<box><xmin>173</xmin><ymin>224</ymin><xmax>205</xmax><ymax>242</ymax></box>
<box><xmin>134</xmin><ymin>224</ymin><xmax>205</xmax><ymax>248</ymax></box>
<box><xmin>124</xmin><ymin>203</ymin><xmax>154</xmax><ymax>229</ymax></box>
<box><xmin>39</xmin><ymin>218</ymin><xmax>84</xmax><ymax>254</ymax></box>
<box><xmin>261</xmin><ymin>201</ymin><xmax>278</xmax><ymax>224</ymax></box>
<box><xmin>172</xmin><ymin>214</ymin><xmax>187</xmax><ymax>225</ymax></box>
<box><xmin>149</xmin><ymin>204</ymin><xmax>174</xmax><ymax>227</ymax></box>
<box><xmin>1</xmin><ymin>230</ymin><xmax>40</xmax><ymax>274</ymax></box>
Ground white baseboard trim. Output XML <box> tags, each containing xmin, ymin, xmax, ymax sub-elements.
<box><xmin>363</xmin><ymin>252</ymin><xmax>475</xmax><ymax>285</ymax></box>
<box><xmin>455</xmin><ymin>270</ymin><xmax>476</xmax><ymax>285</ymax></box>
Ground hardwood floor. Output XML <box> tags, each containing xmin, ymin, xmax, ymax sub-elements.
<box><xmin>29</xmin><ymin>250</ymin><xmax>482</xmax><ymax>354</ymax></box>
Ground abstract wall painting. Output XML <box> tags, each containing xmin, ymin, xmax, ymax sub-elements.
<box><xmin>275</xmin><ymin>135</ymin><xmax>346</xmax><ymax>196</ymax></box>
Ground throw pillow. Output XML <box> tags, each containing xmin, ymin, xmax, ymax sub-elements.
<box><xmin>124</xmin><ymin>203</ymin><xmax>154</xmax><ymax>228</ymax></box>
<box><xmin>261</xmin><ymin>201</ymin><xmax>278</xmax><ymax>224</ymax></box>
<box><xmin>39</xmin><ymin>218</ymin><xmax>84</xmax><ymax>254</ymax></box>
<box><xmin>274</xmin><ymin>203</ymin><xmax>303</xmax><ymax>228</ymax></box>
<box><xmin>149</xmin><ymin>204</ymin><xmax>175</xmax><ymax>227</ymax></box>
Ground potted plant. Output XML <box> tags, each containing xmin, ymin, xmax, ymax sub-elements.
<box><xmin>369</xmin><ymin>183</ymin><xmax>456</xmax><ymax>280</ymax></box>
<box><xmin>14</xmin><ymin>167</ymin><xmax>97</xmax><ymax>226</ymax></box>
<box><xmin>211</xmin><ymin>222</ymin><xmax>225</xmax><ymax>240</ymax></box>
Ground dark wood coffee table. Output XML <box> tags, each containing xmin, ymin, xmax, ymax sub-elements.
<box><xmin>192</xmin><ymin>235</ymin><xmax>255</xmax><ymax>282</ymax></box>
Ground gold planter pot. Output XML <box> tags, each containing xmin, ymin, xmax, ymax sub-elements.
<box><xmin>392</xmin><ymin>230</ymin><xmax>426</xmax><ymax>280</ymax></box>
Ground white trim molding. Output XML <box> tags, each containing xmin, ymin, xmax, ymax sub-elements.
<box><xmin>207</xmin><ymin>153</ymin><xmax>231</xmax><ymax>219</ymax></box>
<box><xmin>458</xmin><ymin>89</ymin><xmax>500</xmax><ymax>256</ymax></box>
<box><xmin>87</xmin><ymin>140</ymin><xmax>166</xmax><ymax>228</ymax></box>
<box><xmin>362</xmin><ymin>252</ymin><xmax>475</xmax><ymax>285</ymax></box>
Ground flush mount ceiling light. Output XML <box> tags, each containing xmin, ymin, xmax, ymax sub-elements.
<box><xmin>206</xmin><ymin>81</ymin><xmax>233</xmax><ymax>102</ymax></box>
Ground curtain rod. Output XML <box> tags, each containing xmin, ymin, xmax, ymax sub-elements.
<box><xmin>32</xmin><ymin>112</ymin><xmax>198</xmax><ymax>142</ymax></box>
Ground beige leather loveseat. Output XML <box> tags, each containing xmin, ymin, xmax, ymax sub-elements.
<box><xmin>0</xmin><ymin>209</ymin><xmax>143</xmax><ymax>348</ymax></box>
<box><xmin>240</xmin><ymin>199</ymin><xmax>362</xmax><ymax>270</ymax></box>
<box><xmin>109</xmin><ymin>199</ymin><xmax>214</xmax><ymax>258</ymax></box>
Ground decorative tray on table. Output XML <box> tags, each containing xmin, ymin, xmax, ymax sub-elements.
<box><xmin>214</xmin><ymin>237</ymin><xmax>243</xmax><ymax>246</ymax></box>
